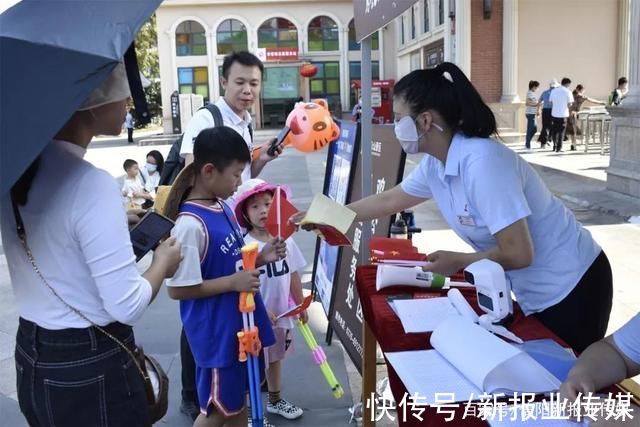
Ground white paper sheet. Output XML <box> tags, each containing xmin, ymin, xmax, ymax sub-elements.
<box><xmin>392</xmin><ymin>297</ymin><xmax>459</xmax><ymax>333</ymax></box>
<box><xmin>385</xmin><ymin>350</ymin><xmax>481</xmax><ymax>405</ymax></box>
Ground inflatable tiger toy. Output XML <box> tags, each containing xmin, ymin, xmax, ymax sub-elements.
<box><xmin>252</xmin><ymin>99</ymin><xmax>340</xmax><ymax>159</ymax></box>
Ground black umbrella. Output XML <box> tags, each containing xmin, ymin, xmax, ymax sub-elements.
<box><xmin>0</xmin><ymin>0</ymin><xmax>162</xmax><ymax>195</ymax></box>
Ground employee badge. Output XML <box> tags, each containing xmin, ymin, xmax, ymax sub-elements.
<box><xmin>458</xmin><ymin>215</ymin><xmax>476</xmax><ymax>226</ymax></box>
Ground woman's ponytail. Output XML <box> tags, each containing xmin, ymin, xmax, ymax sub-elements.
<box><xmin>435</xmin><ymin>62</ymin><xmax>497</xmax><ymax>138</ymax></box>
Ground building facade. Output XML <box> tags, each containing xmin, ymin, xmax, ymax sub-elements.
<box><xmin>156</xmin><ymin>0</ymin><xmax>630</xmax><ymax>132</ymax></box>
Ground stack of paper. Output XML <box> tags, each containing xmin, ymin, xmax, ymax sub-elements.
<box><xmin>385</xmin><ymin>317</ymin><xmax>561</xmax><ymax>405</ymax></box>
<box><xmin>392</xmin><ymin>297</ymin><xmax>459</xmax><ymax>333</ymax></box>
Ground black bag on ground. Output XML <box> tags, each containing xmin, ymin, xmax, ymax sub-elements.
<box><xmin>159</xmin><ymin>104</ymin><xmax>224</xmax><ymax>185</ymax></box>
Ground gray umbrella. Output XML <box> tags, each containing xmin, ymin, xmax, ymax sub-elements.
<box><xmin>0</xmin><ymin>0</ymin><xmax>162</xmax><ymax>194</ymax></box>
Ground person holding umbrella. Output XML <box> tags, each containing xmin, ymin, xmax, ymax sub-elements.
<box><xmin>1</xmin><ymin>62</ymin><xmax>182</xmax><ymax>426</ymax></box>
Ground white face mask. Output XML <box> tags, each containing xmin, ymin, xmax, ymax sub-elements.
<box><xmin>394</xmin><ymin>115</ymin><xmax>444</xmax><ymax>154</ymax></box>
<box><xmin>145</xmin><ymin>163</ymin><xmax>157</xmax><ymax>173</ymax></box>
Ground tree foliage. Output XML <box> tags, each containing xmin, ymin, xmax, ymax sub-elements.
<box><xmin>135</xmin><ymin>14</ymin><xmax>162</xmax><ymax>125</ymax></box>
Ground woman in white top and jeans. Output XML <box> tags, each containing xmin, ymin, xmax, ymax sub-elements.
<box><xmin>525</xmin><ymin>80</ymin><xmax>540</xmax><ymax>150</ymax></box>
<box><xmin>1</xmin><ymin>63</ymin><xmax>182</xmax><ymax>426</ymax></box>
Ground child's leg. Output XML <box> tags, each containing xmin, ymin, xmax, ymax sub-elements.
<box><xmin>266</xmin><ymin>360</ymin><xmax>282</xmax><ymax>404</ymax></box>
<box><xmin>193</xmin><ymin>406</ymin><xmax>247</xmax><ymax>427</ymax></box>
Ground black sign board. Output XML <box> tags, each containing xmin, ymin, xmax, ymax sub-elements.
<box><xmin>315</xmin><ymin>124</ymin><xmax>406</xmax><ymax>374</ymax></box>
<box><xmin>170</xmin><ymin>91</ymin><xmax>181</xmax><ymax>134</ymax></box>
<box><xmin>353</xmin><ymin>0</ymin><xmax>418</xmax><ymax>41</ymax></box>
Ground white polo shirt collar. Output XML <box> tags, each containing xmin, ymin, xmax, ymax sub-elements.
<box><xmin>216</xmin><ymin>98</ymin><xmax>252</xmax><ymax>128</ymax></box>
<box><xmin>443</xmin><ymin>133</ymin><xmax>464</xmax><ymax>178</ymax></box>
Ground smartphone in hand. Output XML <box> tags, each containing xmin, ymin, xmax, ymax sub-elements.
<box><xmin>267</xmin><ymin>126</ymin><xmax>291</xmax><ymax>156</ymax></box>
<box><xmin>130</xmin><ymin>211</ymin><xmax>175</xmax><ymax>262</ymax></box>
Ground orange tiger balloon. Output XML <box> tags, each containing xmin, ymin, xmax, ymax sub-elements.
<box><xmin>251</xmin><ymin>99</ymin><xmax>340</xmax><ymax>160</ymax></box>
<box><xmin>285</xmin><ymin>99</ymin><xmax>340</xmax><ymax>152</ymax></box>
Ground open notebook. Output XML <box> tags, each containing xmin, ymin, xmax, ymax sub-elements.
<box><xmin>385</xmin><ymin>316</ymin><xmax>561</xmax><ymax>405</ymax></box>
<box><xmin>299</xmin><ymin>194</ymin><xmax>356</xmax><ymax>246</ymax></box>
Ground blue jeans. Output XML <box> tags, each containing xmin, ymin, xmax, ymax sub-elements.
<box><xmin>15</xmin><ymin>318</ymin><xmax>150</xmax><ymax>427</ymax></box>
<box><xmin>525</xmin><ymin>114</ymin><xmax>537</xmax><ymax>148</ymax></box>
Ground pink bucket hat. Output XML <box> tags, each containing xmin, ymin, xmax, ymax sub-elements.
<box><xmin>232</xmin><ymin>179</ymin><xmax>292</xmax><ymax>228</ymax></box>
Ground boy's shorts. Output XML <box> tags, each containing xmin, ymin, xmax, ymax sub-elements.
<box><xmin>197</xmin><ymin>358</ymin><xmax>266</xmax><ymax>418</ymax></box>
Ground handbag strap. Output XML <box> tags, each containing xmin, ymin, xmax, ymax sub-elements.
<box><xmin>10</xmin><ymin>198</ymin><xmax>148</xmax><ymax>381</ymax></box>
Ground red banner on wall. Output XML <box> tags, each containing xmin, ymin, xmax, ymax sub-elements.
<box><xmin>266</xmin><ymin>47</ymin><xmax>299</xmax><ymax>61</ymax></box>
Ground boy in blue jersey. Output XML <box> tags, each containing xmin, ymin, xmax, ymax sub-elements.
<box><xmin>166</xmin><ymin>126</ymin><xmax>285</xmax><ymax>427</ymax></box>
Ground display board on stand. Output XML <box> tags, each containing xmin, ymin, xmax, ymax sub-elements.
<box><xmin>311</xmin><ymin>124</ymin><xmax>406</xmax><ymax>373</ymax></box>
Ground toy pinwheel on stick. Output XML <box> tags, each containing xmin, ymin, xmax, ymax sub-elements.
<box><xmin>238</xmin><ymin>242</ymin><xmax>263</xmax><ymax>427</ymax></box>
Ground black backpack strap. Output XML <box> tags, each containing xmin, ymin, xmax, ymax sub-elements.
<box><xmin>202</xmin><ymin>103</ymin><xmax>224</xmax><ymax>128</ymax></box>
<box><xmin>248</xmin><ymin>123</ymin><xmax>254</xmax><ymax>143</ymax></box>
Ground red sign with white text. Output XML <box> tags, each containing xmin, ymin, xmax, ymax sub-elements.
<box><xmin>266</xmin><ymin>48</ymin><xmax>299</xmax><ymax>61</ymax></box>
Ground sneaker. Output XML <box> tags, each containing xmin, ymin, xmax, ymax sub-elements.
<box><xmin>267</xmin><ymin>399</ymin><xmax>303</xmax><ymax>420</ymax></box>
<box><xmin>248</xmin><ymin>416</ymin><xmax>276</xmax><ymax>426</ymax></box>
<box><xmin>180</xmin><ymin>400</ymin><xmax>200</xmax><ymax>421</ymax></box>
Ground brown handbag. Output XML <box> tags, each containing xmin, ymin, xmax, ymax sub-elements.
<box><xmin>11</xmin><ymin>199</ymin><xmax>169</xmax><ymax>425</ymax></box>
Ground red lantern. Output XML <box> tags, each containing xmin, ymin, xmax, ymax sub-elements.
<box><xmin>299</xmin><ymin>64</ymin><xmax>318</xmax><ymax>78</ymax></box>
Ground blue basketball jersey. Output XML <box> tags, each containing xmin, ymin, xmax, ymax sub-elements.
<box><xmin>178</xmin><ymin>201</ymin><xmax>275</xmax><ymax>368</ymax></box>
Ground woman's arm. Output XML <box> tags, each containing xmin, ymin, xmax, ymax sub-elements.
<box><xmin>561</xmin><ymin>335</ymin><xmax>640</xmax><ymax>402</ymax></box>
<box><xmin>425</xmin><ymin>218</ymin><xmax>534</xmax><ymax>276</ymax></box>
<box><xmin>347</xmin><ymin>184</ymin><xmax>427</xmax><ymax>222</ymax></box>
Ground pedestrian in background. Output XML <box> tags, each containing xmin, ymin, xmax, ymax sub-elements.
<box><xmin>566</xmin><ymin>84</ymin><xmax>605</xmax><ymax>151</ymax></box>
<box><xmin>537</xmin><ymin>79</ymin><xmax>558</xmax><ymax>148</ymax></box>
<box><xmin>125</xmin><ymin>107</ymin><xmax>134</xmax><ymax>143</ymax></box>
<box><xmin>609</xmin><ymin>76</ymin><xmax>629</xmax><ymax>106</ymax></box>
<box><xmin>550</xmin><ymin>77</ymin><xmax>574</xmax><ymax>152</ymax></box>
<box><xmin>524</xmin><ymin>80</ymin><xmax>540</xmax><ymax>151</ymax></box>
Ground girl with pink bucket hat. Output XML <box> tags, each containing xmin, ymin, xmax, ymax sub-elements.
<box><xmin>233</xmin><ymin>179</ymin><xmax>307</xmax><ymax>421</ymax></box>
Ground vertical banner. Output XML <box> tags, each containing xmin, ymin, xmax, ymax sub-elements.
<box><xmin>312</xmin><ymin>120</ymin><xmax>360</xmax><ymax>315</ymax></box>
<box><xmin>313</xmin><ymin>124</ymin><xmax>406</xmax><ymax>374</ymax></box>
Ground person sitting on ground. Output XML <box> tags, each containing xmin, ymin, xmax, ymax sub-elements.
<box><xmin>122</xmin><ymin>158</ymin><xmax>153</xmax><ymax>209</ymax></box>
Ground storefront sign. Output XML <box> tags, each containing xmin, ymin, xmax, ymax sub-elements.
<box><xmin>266</xmin><ymin>47</ymin><xmax>299</xmax><ymax>61</ymax></box>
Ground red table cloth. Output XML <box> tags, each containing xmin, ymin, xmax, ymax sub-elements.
<box><xmin>355</xmin><ymin>265</ymin><xmax>569</xmax><ymax>426</ymax></box>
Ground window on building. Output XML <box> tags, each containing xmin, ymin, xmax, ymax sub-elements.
<box><xmin>423</xmin><ymin>0</ymin><xmax>430</xmax><ymax>33</ymax></box>
<box><xmin>410</xmin><ymin>5</ymin><xmax>416</xmax><ymax>40</ymax></box>
<box><xmin>178</xmin><ymin>67</ymin><xmax>209</xmax><ymax>103</ymax></box>
<box><xmin>308</xmin><ymin>16</ymin><xmax>339</xmax><ymax>51</ymax></box>
<box><xmin>348</xmin><ymin>61</ymin><xmax>380</xmax><ymax>107</ymax></box>
<box><xmin>348</xmin><ymin>19</ymin><xmax>379</xmax><ymax>51</ymax></box>
<box><xmin>310</xmin><ymin>62</ymin><xmax>341</xmax><ymax>111</ymax></box>
<box><xmin>410</xmin><ymin>52</ymin><xmax>421</xmax><ymax>71</ymax></box>
<box><xmin>400</xmin><ymin>15</ymin><xmax>405</xmax><ymax>45</ymax></box>
<box><xmin>438</xmin><ymin>0</ymin><xmax>445</xmax><ymax>26</ymax></box>
<box><xmin>258</xmin><ymin>18</ymin><xmax>298</xmax><ymax>49</ymax></box>
<box><xmin>176</xmin><ymin>20</ymin><xmax>207</xmax><ymax>56</ymax></box>
<box><xmin>216</xmin><ymin>19</ymin><xmax>248</xmax><ymax>54</ymax></box>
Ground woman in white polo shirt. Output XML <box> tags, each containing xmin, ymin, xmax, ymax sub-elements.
<box><xmin>332</xmin><ymin>62</ymin><xmax>611</xmax><ymax>353</ymax></box>
<box><xmin>1</xmin><ymin>63</ymin><xmax>182</xmax><ymax>426</ymax></box>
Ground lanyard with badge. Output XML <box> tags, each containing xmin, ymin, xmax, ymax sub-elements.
<box><xmin>457</xmin><ymin>203</ymin><xmax>476</xmax><ymax>227</ymax></box>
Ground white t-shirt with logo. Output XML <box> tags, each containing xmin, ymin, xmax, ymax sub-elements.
<box><xmin>244</xmin><ymin>234</ymin><xmax>306</xmax><ymax>329</ymax></box>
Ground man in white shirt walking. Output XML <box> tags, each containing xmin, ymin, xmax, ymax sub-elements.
<box><xmin>549</xmin><ymin>77</ymin><xmax>574</xmax><ymax>152</ymax></box>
